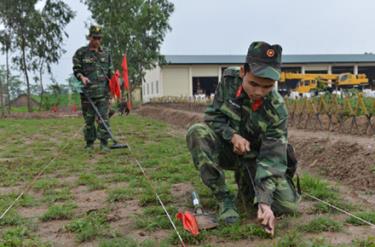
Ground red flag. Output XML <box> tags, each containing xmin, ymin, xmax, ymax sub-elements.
<box><xmin>121</xmin><ymin>54</ymin><xmax>132</xmax><ymax>110</ymax></box>
<box><xmin>176</xmin><ymin>211</ymin><xmax>200</xmax><ymax>236</ymax></box>
<box><xmin>109</xmin><ymin>70</ymin><xmax>121</xmax><ymax>99</ymax></box>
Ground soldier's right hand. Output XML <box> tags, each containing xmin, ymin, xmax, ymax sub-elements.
<box><xmin>231</xmin><ymin>134</ymin><xmax>250</xmax><ymax>155</ymax></box>
<box><xmin>257</xmin><ymin>203</ymin><xmax>275</xmax><ymax>237</ymax></box>
<box><xmin>80</xmin><ymin>75</ymin><xmax>90</xmax><ymax>86</ymax></box>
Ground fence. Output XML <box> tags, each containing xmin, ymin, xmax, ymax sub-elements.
<box><xmin>286</xmin><ymin>93</ymin><xmax>375</xmax><ymax>135</ymax></box>
<box><xmin>149</xmin><ymin>93</ymin><xmax>375</xmax><ymax>136</ymax></box>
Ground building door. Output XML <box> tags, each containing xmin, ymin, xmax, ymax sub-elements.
<box><xmin>193</xmin><ymin>77</ymin><xmax>219</xmax><ymax>97</ymax></box>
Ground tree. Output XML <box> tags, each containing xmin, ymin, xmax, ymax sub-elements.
<box><xmin>33</xmin><ymin>0</ymin><xmax>75</xmax><ymax>110</ymax></box>
<box><xmin>0</xmin><ymin>65</ymin><xmax>24</xmax><ymax>111</ymax></box>
<box><xmin>0</xmin><ymin>66</ymin><xmax>5</xmax><ymax>117</ymax></box>
<box><xmin>82</xmin><ymin>0</ymin><xmax>174</xmax><ymax>96</ymax></box>
<box><xmin>0</xmin><ymin>30</ymin><xmax>13</xmax><ymax>114</ymax></box>
<box><xmin>0</xmin><ymin>0</ymin><xmax>74</xmax><ymax>112</ymax></box>
<box><xmin>8</xmin><ymin>75</ymin><xmax>24</xmax><ymax>101</ymax></box>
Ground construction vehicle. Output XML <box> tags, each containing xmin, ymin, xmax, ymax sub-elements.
<box><xmin>279</xmin><ymin>72</ymin><xmax>368</xmax><ymax>94</ymax></box>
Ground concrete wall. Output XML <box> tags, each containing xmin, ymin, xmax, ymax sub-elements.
<box><xmin>143</xmin><ymin>64</ymin><xmax>238</xmax><ymax>102</ymax></box>
<box><xmin>162</xmin><ymin>66</ymin><xmax>190</xmax><ymax>97</ymax></box>
<box><xmin>143</xmin><ymin>66</ymin><xmax>161</xmax><ymax>102</ymax></box>
<box><xmin>191</xmin><ymin>65</ymin><xmax>219</xmax><ymax>77</ymax></box>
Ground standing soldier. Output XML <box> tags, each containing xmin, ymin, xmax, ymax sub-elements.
<box><xmin>186</xmin><ymin>41</ymin><xmax>299</xmax><ymax>236</ymax></box>
<box><xmin>73</xmin><ymin>25</ymin><xmax>114</xmax><ymax>152</ymax></box>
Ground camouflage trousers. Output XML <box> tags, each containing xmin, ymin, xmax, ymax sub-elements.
<box><xmin>186</xmin><ymin>123</ymin><xmax>299</xmax><ymax>215</ymax></box>
<box><xmin>80</xmin><ymin>96</ymin><xmax>111</xmax><ymax>143</ymax></box>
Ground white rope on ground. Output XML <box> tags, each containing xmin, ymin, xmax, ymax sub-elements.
<box><xmin>302</xmin><ymin>192</ymin><xmax>375</xmax><ymax>228</ymax></box>
<box><xmin>115</xmin><ymin>120</ymin><xmax>186</xmax><ymax>247</ymax></box>
<box><xmin>134</xmin><ymin>159</ymin><xmax>186</xmax><ymax>247</ymax></box>
<box><xmin>0</xmin><ymin>126</ymin><xmax>84</xmax><ymax>220</ymax></box>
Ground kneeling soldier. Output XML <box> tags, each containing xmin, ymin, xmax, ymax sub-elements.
<box><xmin>186</xmin><ymin>41</ymin><xmax>300</xmax><ymax>236</ymax></box>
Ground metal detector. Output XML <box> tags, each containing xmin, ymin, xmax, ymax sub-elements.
<box><xmin>191</xmin><ymin>191</ymin><xmax>218</xmax><ymax>230</ymax></box>
<box><xmin>82</xmin><ymin>90</ymin><xmax>128</xmax><ymax>149</ymax></box>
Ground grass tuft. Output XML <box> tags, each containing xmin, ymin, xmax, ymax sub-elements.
<box><xmin>78</xmin><ymin>173</ymin><xmax>106</xmax><ymax>191</ymax></box>
<box><xmin>41</xmin><ymin>203</ymin><xmax>76</xmax><ymax>221</ymax></box>
<box><xmin>301</xmin><ymin>217</ymin><xmax>343</xmax><ymax>233</ymax></box>
<box><xmin>346</xmin><ymin>211</ymin><xmax>375</xmax><ymax>226</ymax></box>
<box><xmin>65</xmin><ymin>210</ymin><xmax>116</xmax><ymax>242</ymax></box>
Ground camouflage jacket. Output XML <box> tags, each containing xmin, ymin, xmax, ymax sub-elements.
<box><xmin>204</xmin><ymin>67</ymin><xmax>288</xmax><ymax>205</ymax></box>
<box><xmin>72</xmin><ymin>46</ymin><xmax>114</xmax><ymax>98</ymax></box>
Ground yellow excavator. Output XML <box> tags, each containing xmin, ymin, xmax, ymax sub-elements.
<box><xmin>279</xmin><ymin>72</ymin><xmax>368</xmax><ymax>94</ymax></box>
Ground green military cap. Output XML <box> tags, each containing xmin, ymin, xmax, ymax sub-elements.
<box><xmin>246</xmin><ymin>41</ymin><xmax>282</xmax><ymax>81</ymax></box>
<box><xmin>89</xmin><ymin>25</ymin><xmax>102</xmax><ymax>37</ymax></box>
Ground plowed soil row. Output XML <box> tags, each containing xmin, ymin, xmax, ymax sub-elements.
<box><xmin>136</xmin><ymin>104</ymin><xmax>375</xmax><ymax>194</ymax></box>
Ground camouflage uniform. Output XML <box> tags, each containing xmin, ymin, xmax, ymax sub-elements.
<box><xmin>72</xmin><ymin>26</ymin><xmax>114</xmax><ymax>146</ymax></box>
<box><xmin>186</xmin><ymin>43</ymin><xmax>299</xmax><ymax>216</ymax></box>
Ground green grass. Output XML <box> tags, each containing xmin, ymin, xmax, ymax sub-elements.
<box><xmin>270</xmin><ymin>232</ymin><xmax>335</xmax><ymax>247</ymax></box>
<box><xmin>134</xmin><ymin>206</ymin><xmax>178</xmax><ymax>231</ymax></box>
<box><xmin>65</xmin><ymin>210</ymin><xmax>116</xmax><ymax>242</ymax></box>
<box><xmin>33</xmin><ymin>178</ymin><xmax>60</xmax><ymax>192</ymax></box>
<box><xmin>211</xmin><ymin>222</ymin><xmax>270</xmax><ymax>240</ymax></box>
<box><xmin>0</xmin><ymin>226</ymin><xmax>50</xmax><ymax>247</ymax></box>
<box><xmin>351</xmin><ymin>236</ymin><xmax>375</xmax><ymax>247</ymax></box>
<box><xmin>99</xmin><ymin>237</ymin><xmax>167</xmax><ymax>247</ymax></box>
<box><xmin>42</xmin><ymin>188</ymin><xmax>73</xmax><ymax>203</ymax></box>
<box><xmin>300</xmin><ymin>173</ymin><xmax>338</xmax><ymax>201</ymax></box>
<box><xmin>0</xmin><ymin>210</ymin><xmax>25</xmax><ymax>227</ymax></box>
<box><xmin>41</xmin><ymin>203</ymin><xmax>76</xmax><ymax>221</ymax></box>
<box><xmin>77</xmin><ymin>173</ymin><xmax>106</xmax><ymax>191</ymax></box>
<box><xmin>301</xmin><ymin>217</ymin><xmax>343</xmax><ymax>233</ymax></box>
<box><xmin>0</xmin><ymin>194</ymin><xmax>37</xmax><ymax>209</ymax></box>
<box><xmin>107</xmin><ymin>188</ymin><xmax>134</xmax><ymax>202</ymax></box>
<box><xmin>0</xmin><ymin>114</ymin><xmax>371</xmax><ymax>246</ymax></box>
<box><xmin>346</xmin><ymin>211</ymin><xmax>375</xmax><ymax>226</ymax></box>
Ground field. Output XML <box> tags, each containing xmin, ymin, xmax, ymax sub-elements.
<box><xmin>0</xmin><ymin>106</ymin><xmax>375</xmax><ymax>246</ymax></box>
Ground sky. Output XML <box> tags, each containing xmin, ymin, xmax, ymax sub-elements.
<box><xmin>3</xmin><ymin>0</ymin><xmax>375</xmax><ymax>85</ymax></box>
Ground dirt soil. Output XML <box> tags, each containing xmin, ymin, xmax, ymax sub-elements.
<box><xmin>136</xmin><ymin>104</ymin><xmax>375</xmax><ymax>193</ymax></box>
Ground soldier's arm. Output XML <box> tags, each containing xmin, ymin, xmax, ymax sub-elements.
<box><xmin>72</xmin><ymin>49</ymin><xmax>84</xmax><ymax>81</ymax></box>
<box><xmin>254</xmin><ymin>114</ymin><xmax>288</xmax><ymax>206</ymax></box>
<box><xmin>204</xmin><ymin>80</ymin><xmax>239</xmax><ymax>142</ymax></box>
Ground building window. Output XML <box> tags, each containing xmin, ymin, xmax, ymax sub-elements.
<box><xmin>151</xmin><ymin>81</ymin><xmax>154</xmax><ymax>94</ymax></box>
<box><xmin>147</xmin><ymin>84</ymin><xmax>149</xmax><ymax>95</ymax></box>
<box><xmin>156</xmin><ymin>80</ymin><xmax>159</xmax><ymax>94</ymax></box>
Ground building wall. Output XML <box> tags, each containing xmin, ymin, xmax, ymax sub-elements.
<box><xmin>143</xmin><ymin>66</ymin><xmax>161</xmax><ymax>102</ymax></box>
<box><xmin>143</xmin><ymin>64</ymin><xmax>237</xmax><ymax>102</ymax></box>
<box><xmin>162</xmin><ymin>66</ymin><xmax>190</xmax><ymax>97</ymax></box>
<box><xmin>143</xmin><ymin>61</ymin><xmax>375</xmax><ymax>103</ymax></box>
<box><xmin>191</xmin><ymin>65</ymin><xmax>220</xmax><ymax>77</ymax></box>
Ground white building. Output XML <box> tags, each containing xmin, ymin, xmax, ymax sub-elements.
<box><xmin>143</xmin><ymin>54</ymin><xmax>375</xmax><ymax>102</ymax></box>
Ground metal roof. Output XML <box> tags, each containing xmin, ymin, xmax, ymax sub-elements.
<box><xmin>164</xmin><ymin>54</ymin><xmax>375</xmax><ymax>65</ymax></box>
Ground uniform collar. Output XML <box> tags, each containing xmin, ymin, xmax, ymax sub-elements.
<box><xmin>235</xmin><ymin>85</ymin><xmax>266</xmax><ymax>112</ymax></box>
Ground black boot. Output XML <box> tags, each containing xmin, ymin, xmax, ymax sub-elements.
<box><xmin>100</xmin><ymin>139</ymin><xmax>110</xmax><ymax>152</ymax></box>
<box><xmin>85</xmin><ymin>141</ymin><xmax>94</xmax><ymax>151</ymax></box>
<box><xmin>215</xmin><ymin>191</ymin><xmax>240</xmax><ymax>225</ymax></box>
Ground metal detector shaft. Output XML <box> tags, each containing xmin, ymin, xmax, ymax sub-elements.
<box><xmin>243</xmin><ymin>159</ymin><xmax>274</xmax><ymax>234</ymax></box>
<box><xmin>82</xmin><ymin>90</ymin><xmax>118</xmax><ymax>144</ymax></box>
